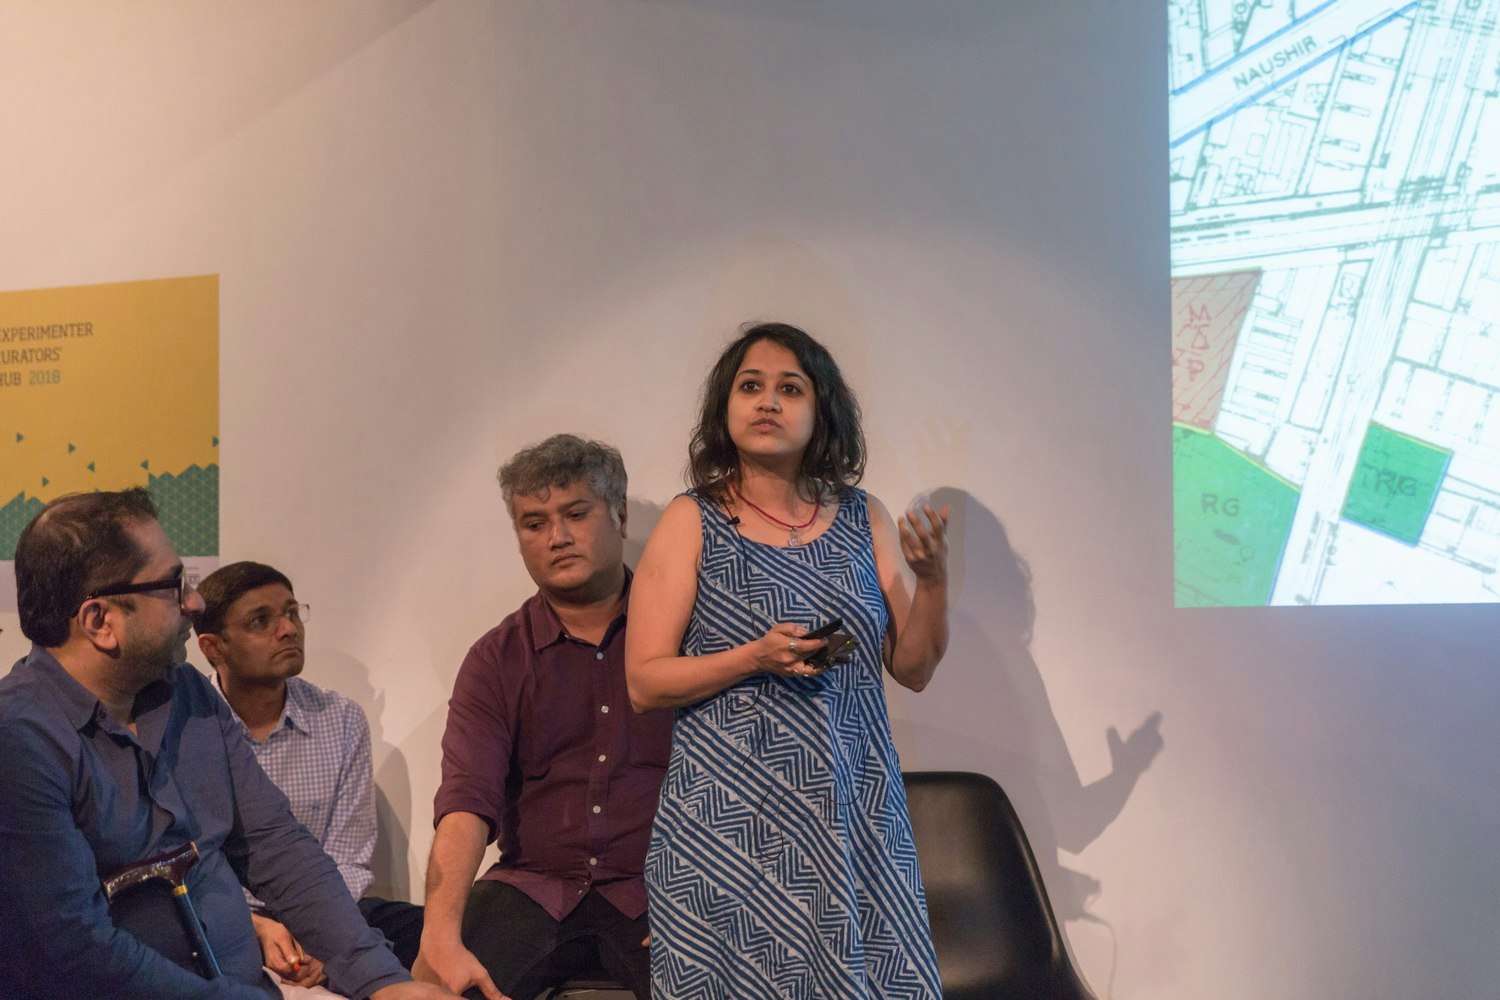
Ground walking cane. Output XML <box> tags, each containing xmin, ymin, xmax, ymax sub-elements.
<box><xmin>103</xmin><ymin>841</ymin><xmax>222</xmax><ymax>979</ymax></box>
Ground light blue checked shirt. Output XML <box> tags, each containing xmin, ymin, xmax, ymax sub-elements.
<box><xmin>216</xmin><ymin>673</ymin><xmax>376</xmax><ymax>908</ymax></box>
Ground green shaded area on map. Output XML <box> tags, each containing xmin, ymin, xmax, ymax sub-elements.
<box><xmin>0</xmin><ymin>464</ymin><xmax>218</xmax><ymax>560</ymax></box>
<box><xmin>1174</xmin><ymin>425</ymin><xmax>1300</xmax><ymax>607</ymax></box>
<box><xmin>1341</xmin><ymin>424</ymin><xmax>1450</xmax><ymax>545</ymax></box>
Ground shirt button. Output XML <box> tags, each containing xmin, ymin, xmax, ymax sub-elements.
<box><xmin>593</xmin><ymin>805</ymin><xmax>602</xmax><ymax>814</ymax></box>
<box><xmin>600</xmin><ymin>705</ymin><xmax>610</xmax><ymax>714</ymax></box>
<box><xmin>596</xmin><ymin>651</ymin><xmax>604</xmax><ymax>660</ymax></box>
<box><xmin>589</xmin><ymin>857</ymin><xmax>598</xmax><ymax>866</ymax></box>
<box><xmin>598</xmin><ymin>754</ymin><xmax>607</xmax><ymax>763</ymax></box>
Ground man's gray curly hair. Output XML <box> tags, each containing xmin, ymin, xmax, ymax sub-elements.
<box><xmin>498</xmin><ymin>434</ymin><xmax>627</xmax><ymax>519</ymax></box>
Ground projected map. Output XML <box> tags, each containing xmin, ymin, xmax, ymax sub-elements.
<box><xmin>1170</xmin><ymin>0</ymin><xmax>1500</xmax><ymax>606</ymax></box>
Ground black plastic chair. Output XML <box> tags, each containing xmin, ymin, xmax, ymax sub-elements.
<box><xmin>537</xmin><ymin>982</ymin><xmax>631</xmax><ymax>999</ymax></box>
<box><xmin>903</xmin><ymin>771</ymin><xmax>1099</xmax><ymax>1000</ymax></box>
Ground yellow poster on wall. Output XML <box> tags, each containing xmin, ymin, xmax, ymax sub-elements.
<box><xmin>1</xmin><ymin>275</ymin><xmax>219</xmax><ymax>612</ymax></box>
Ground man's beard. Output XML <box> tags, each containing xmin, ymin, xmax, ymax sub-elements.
<box><xmin>119</xmin><ymin>627</ymin><xmax>185</xmax><ymax>688</ymax></box>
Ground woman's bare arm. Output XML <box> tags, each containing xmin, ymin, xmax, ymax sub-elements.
<box><xmin>626</xmin><ymin>495</ymin><xmax>829</xmax><ymax>711</ymax></box>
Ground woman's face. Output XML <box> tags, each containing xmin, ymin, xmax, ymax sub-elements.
<box><xmin>726</xmin><ymin>338</ymin><xmax>817</xmax><ymax>465</ymax></box>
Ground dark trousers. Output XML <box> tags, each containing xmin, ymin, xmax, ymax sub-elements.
<box><xmin>358</xmin><ymin>895</ymin><xmax>425</xmax><ymax>970</ymax></box>
<box><xmin>460</xmin><ymin>881</ymin><xmax>651</xmax><ymax>1000</ymax></box>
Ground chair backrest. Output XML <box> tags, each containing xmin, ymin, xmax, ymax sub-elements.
<box><xmin>902</xmin><ymin>771</ymin><xmax>1096</xmax><ymax>1000</ymax></box>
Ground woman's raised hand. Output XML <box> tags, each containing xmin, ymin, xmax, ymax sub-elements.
<box><xmin>899</xmin><ymin>503</ymin><xmax>951</xmax><ymax>584</ymax></box>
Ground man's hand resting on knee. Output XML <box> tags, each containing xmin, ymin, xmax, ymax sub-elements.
<box><xmin>412</xmin><ymin>940</ymin><xmax>509</xmax><ymax>1000</ymax></box>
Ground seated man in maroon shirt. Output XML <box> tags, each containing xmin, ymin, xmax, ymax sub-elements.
<box><xmin>413</xmin><ymin>435</ymin><xmax>673</xmax><ymax>1000</ymax></box>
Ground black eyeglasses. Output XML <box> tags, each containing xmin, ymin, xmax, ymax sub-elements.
<box><xmin>84</xmin><ymin>568</ymin><xmax>191</xmax><ymax>607</ymax></box>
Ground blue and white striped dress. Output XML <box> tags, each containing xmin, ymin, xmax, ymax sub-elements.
<box><xmin>646</xmin><ymin>488</ymin><xmax>941</xmax><ymax>999</ymax></box>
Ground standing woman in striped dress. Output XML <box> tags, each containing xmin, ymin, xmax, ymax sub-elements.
<box><xmin>626</xmin><ymin>321</ymin><xmax>950</xmax><ymax>999</ymax></box>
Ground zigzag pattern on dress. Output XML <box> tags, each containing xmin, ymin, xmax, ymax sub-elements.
<box><xmin>647</xmin><ymin>489</ymin><xmax>942</xmax><ymax>999</ymax></box>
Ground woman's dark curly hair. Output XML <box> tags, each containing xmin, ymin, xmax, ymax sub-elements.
<box><xmin>688</xmin><ymin>322</ymin><xmax>866</xmax><ymax>503</ymax></box>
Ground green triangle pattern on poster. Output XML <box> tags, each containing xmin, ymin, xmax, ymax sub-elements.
<box><xmin>148</xmin><ymin>464</ymin><xmax>219</xmax><ymax>557</ymax></box>
<box><xmin>0</xmin><ymin>493</ymin><xmax>46</xmax><ymax>560</ymax></box>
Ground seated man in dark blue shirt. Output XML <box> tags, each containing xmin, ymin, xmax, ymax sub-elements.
<box><xmin>0</xmin><ymin>488</ymin><xmax>457</xmax><ymax>1000</ymax></box>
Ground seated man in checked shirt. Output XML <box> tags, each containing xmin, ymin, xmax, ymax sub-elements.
<box><xmin>195</xmin><ymin>561</ymin><xmax>425</xmax><ymax>992</ymax></box>
<box><xmin>413</xmin><ymin>435</ymin><xmax>675</xmax><ymax>1000</ymax></box>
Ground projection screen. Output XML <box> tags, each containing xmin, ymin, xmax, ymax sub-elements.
<box><xmin>1170</xmin><ymin>0</ymin><xmax>1500</xmax><ymax>606</ymax></box>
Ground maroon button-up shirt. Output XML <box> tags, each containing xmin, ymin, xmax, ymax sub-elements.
<box><xmin>433</xmin><ymin>574</ymin><xmax>675</xmax><ymax>921</ymax></box>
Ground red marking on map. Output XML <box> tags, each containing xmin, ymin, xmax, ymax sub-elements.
<box><xmin>1171</xmin><ymin>269</ymin><xmax>1260</xmax><ymax>429</ymax></box>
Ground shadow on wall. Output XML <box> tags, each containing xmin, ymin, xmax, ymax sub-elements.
<box><xmin>910</xmin><ymin>488</ymin><xmax>1164</xmax><ymax>926</ymax></box>
<box><xmin>624</xmin><ymin>496</ymin><xmax>667</xmax><ymax>571</ymax></box>
<box><xmin>319</xmin><ymin>649</ymin><xmax>415</xmax><ymax>902</ymax></box>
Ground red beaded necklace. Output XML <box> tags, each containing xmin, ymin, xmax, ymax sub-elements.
<box><xmin>733</xmin><ymin>485</ymin><xmax>820</xmax><ymax>546</ymax></box>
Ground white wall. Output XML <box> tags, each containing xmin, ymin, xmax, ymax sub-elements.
<box><xmin>2</xmin><ymin>3</ymin><xmax>1496</xmax><ymax>997</ymax></box>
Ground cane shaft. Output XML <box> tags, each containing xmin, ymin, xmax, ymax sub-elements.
<box><xmin>171</xmin><ymin>882</ymin><xmax>222</xmax><ymax>979</ymax></box>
